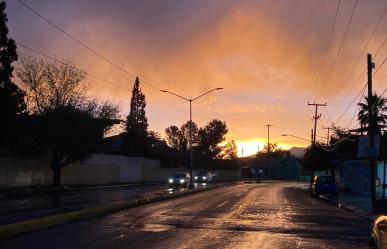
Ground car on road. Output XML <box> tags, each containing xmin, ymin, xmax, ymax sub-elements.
<box><xmin>370</xmin><ymin>215</ymin><xmax>387</xmax><ymax>249</ymax></box>
<box><xmin>168</xmin><ymin>172</ymin><xmax>190</xmax><ymax>188</ymax></box>
<box><xmin>194</xmin><ymin>170</ymin><xmax>215</xmax><ymax>183</ymax></box>
<box><xmin>311</xmin><ymin>175</ymin><xmax>338</xmax><ymax>196</ymax></box>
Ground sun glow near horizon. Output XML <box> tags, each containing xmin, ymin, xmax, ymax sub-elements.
<box><xmin>235</xmin><ymin>139</ymin><xmax>302</xmax><ymax>158</ymax></box>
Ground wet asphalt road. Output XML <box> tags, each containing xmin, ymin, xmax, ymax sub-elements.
<box><xmin>1</xmin><ymin>181</ymin><xmax>372</xmax><ymax>249</ymax></box>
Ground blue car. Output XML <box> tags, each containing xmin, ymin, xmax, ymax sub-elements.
<box><xmin>311</xmin><ymin>175</ymin><xmax>338</xmax><ymax>196</ymax></box>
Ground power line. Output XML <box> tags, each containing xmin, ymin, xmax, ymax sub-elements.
<box><xmin>315</xmin><ymin>0</ymin><xmax>359</xmax><ymax>102</ymax></box>
<box><xmin>334</xmin><ymin>83</ymin><xmax>366</xmax><ymax>124</ymax></box>
<box><xmin>309</xmin><ymin>0</ymin><xmax>342</xmax><ymax>101</ymax></box>
<box><xmin>328</xmin><ymin>30</ymin><xmax>387</xmax><ymax>122</ymax></box>
<box><xmin>16</xmin><ymin>42</ymin><xmax>131</xmax><ymax>93</ymax></box>
<box><xmin>318</xmin><ymin>84</ymin><xmax>386</xmax><ymax>152</ymax></box>
<box><xmin>326</xmin><ymin>3</ymin><xmax>387</xmax><ymax>105</ymax></box>
<box><xmin>344</xmin><ymin>85</ymin><xmax>367</xmax><ymax>129</ymax></box>
<box><xmin>16</xmin><ymin>0</ymin><xmax>160</xmax><ymax>91</ymax></box>
<box><xmin>336</xmin><ymin>56</ymin><xmax>387</xmax><ymax>122</ymax></box>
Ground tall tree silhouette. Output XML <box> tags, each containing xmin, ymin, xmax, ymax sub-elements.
<box><xmin>357</xmin><ymin>93</ymin><xmax>387</xmax><ymax>131</ymax></box>
<box><xmin>0</xmin><ymin>1</ymin><xmax>26</xmax><ymax>145</ymax></box>
<box><xmin>121</xmin><ymin>77</ymin><xmax>149</xmax><ymax>155</ymax></box>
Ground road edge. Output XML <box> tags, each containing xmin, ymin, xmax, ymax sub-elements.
<box><xmin>0</xmin><ymin>184</ymin><xmax>222</xmax><ymax>240</ymax></box>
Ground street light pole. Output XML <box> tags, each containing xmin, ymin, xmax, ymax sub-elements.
<box><xmin>160</xmin><ymin>88</ymin><xmax>223</xmax><ymax>189</ymax></box>
<box><xmin>189</xmin><ymin>99</ymin><xmax>193</xmax><ymax>189</ymax></box>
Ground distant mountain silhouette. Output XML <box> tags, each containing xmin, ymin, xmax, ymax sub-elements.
<box><xmin>289</xmin><ymin>147</ymin><xmax>305</xmax><ymax>158</ymax></box>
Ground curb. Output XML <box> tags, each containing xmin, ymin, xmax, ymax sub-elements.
<box><xmin>0</xmin><ymin>184</ymin><xmax>221</xmax><ymax>240</ymax></box>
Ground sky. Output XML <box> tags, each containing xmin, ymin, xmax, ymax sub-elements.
<box><xmin>5</xmin><ymin>0</ymin><xmax>387</xmax><ymax>156</ymax></box>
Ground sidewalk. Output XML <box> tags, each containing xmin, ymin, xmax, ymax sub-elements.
<box><xmin>321</xmin><ymin>191</ymin><xmax>377</xmax><ymax>221</ymax></box>
<box><xmin>335</xmin><ymin>192</ymin><xmax>371</xmax><ymax>213</ymax></box>
<box><xmin>300</xmin><ymin>183</ymin><xmax>376</xmax><ymax>220</ymax></box>
<box><xmin>0</xmin><ymin>184</ymin><xmax>166</xmax><ymax>225</ymax></box>
<box><xmin>0</xmin><ymin>181</ymin><xmax>239</xmax><ymax>226</ymax></box>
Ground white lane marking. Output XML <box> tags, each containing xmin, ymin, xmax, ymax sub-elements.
<box><xmin>235</xmin><ymin>193</ymin><xmax>242</xmax><ymax>197</ymax></box>
<box><xmin>217</xmin><ymin>200</ymin><xmax>229</xmax><ymax>208</ymax></box>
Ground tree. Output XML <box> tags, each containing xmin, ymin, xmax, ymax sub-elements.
<box><xmin>302</xmin><ymin>144</ymin><xmax>333</xmax><ymax>185</ymax></box>
<box><xmin>17</xmin><ymin>56</ymin><xmax>119</xmax><ymax>186</ymax></box>
<box><xmin>147</xmin><ymin>131</ymin><xmax>168</xmax><ymax>150</ymax></box>
<box><xmin>261</xmin><ymin>143</ymin><xmax>290</xmax><ymax>158</ymax></box>
<box><xmin>0</xmin><ymin>1</ymin><xmax>26</xmax><ymax>145</ymax></box>
<box><xmin>197</xmin><ymin>119</ymin><xmax>228</xmax><ymax>158</ymax></box>
<box><xmin>121</xmin><ymin>77</ymin><xmax>149</xmax><ymax>155</ymax></box>
<box><xmin>17</xmin><ymin>56</ymin><xmax>87</xmax><ymax>114</ymax></box>
<box><xmin>218</xmin><ymin>140</ymin><xmax>238</xmax><ymax>160</ymax></box>
<box><xmin>164</xmin><ymin>120</ymin><xmax>199</xmax><ymax>151</ymax></box>
<box><xmin>42</xmin><ymin>105</ymin><xmax>118</xmax><ymax>186</ymax></box>
<box><xmin>358</xmin><ymin>93</ymin><xmax>387</xmax><ymax>131</ymax></box>
<box><xmin>165</xmin><ymin>125</ymin><xmax>185</xmax><ymax>150</ymax></box>
<box><xmin>180</xmin><ymin>120</ymin><xmax>199</xmax><ymax>148</ymax></box>
<box><xmin>256</xmin><ymin>143</ymin><xmax>290</xmax><ymax>160</ymax></box>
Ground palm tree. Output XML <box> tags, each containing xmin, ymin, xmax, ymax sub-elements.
<box><xmin>357</xmin><ymin>93</ymin><xmax>387</xmax><ymax>130</ymax></box>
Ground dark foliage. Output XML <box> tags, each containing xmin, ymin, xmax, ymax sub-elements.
<box><xmin>257</xmin><ymin>143</ymin><xmax>291</xmax><ymax>159</ymax></box>
<box><xmin>197</xmin><ymin>119</ymin><xmax>228</xmax><ymax>158</ymax></box>
<box><xmin>165</xmin><ymin>121</ymin><xmax>199</xmax><ymax>151</ymax></box>
<box><xmin>0</xmin><ymin>1</ymin><xmax>26</xmax><ymax>145</ymax></box>
<box><xmin>121</xmin><ymin>77</ymin><xmax>149</xmax><ymax>156</ymax></box>
<box><xmin>358</xmin><ymin>93</ymin><xmax>387</xmax><ymax>129</ymax></box>
<box><xmin>218</xmin><ymin>140</ymin><xmax>238</xmax><ymax>160</ymax></box>
<box><xmin>302</xmin><ymin>144</ymin><xmax>333</xmax><ymax>172</ymax></box>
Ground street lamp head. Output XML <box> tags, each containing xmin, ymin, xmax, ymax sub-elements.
<box><xmin>281</xmin><ymin>134</ymin><xmax>288</xmax><ymax>136</ymax></box>
<box><xmin>160</xmin><ymin>89</ymin><xmax>168</xmax><ymax>93</ymax></box>
<box><xmin>215</xmin><ymin>87</ymin><xmax>224</xmax><ymax>90</ymax></box>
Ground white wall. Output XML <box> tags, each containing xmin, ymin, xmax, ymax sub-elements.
<box><xmin>0</xmin><ymin>154</ymin><xmax>241</xmax><ymax>189</ymax></box>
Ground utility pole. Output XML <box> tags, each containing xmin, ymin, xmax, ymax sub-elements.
<box><xmin>367</xmin><ymin>53</ymin><xmax>376</xmax><ymax>211</ymax></box>
<box><xmin>311</xmin><ymin>129</ymin><xmax>314</xmax><ymax>145</ymax></box>
<box><xmin>322</xmin><ymin>126</ymin><xmax>331</xmax><ymax>145</ymax></box>
<box><xmin>308</xmin><ymin>103</ymin><xmax>326</xmax><ymax>186</ymax></box>
<box><xmin>265</xmin><ymin>124</ymin><xmax>273</xmax><ymax>178</ymax></box>
<box><xmin>265</xmin><ymin>124</ymin><xmax>273</xmax><ymax>151</ymax></box>
<box><xmin>308</xmin><ymin>102</ymin><xmax>327</xmax><ymax>144</ymax></box>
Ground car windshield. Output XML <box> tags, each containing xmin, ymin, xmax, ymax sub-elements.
<box><xmin>318</xmin><ymin>176</ymin><xmax>334</xmax><ymax>183</ymax></box>
<box><xmin>173</xmin><ymin>173</ymin><xmax>186</xmax><ymax>178</ymax></box>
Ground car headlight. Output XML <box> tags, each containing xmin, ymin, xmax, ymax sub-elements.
<box><xmin>194</xmin><ymin>176</ymin><xmax>198</xmax><ymax>180</ymax></box>
<box><xmin>180</xmin><ymin>179</ymin><xmax>185</xmax><ymax>183</ymax></box>
<box><xmin>202</xmin><ymin>176</ymin><xmax>207</xmax><ymax>180</ymax></box>
<box><xmin>169</xmin><ymin>179</ymin><xmax>173</xmax><ymax>183</ymax></box>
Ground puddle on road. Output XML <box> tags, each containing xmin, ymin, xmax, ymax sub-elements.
<box><xmin>140</xmin><ymin>223</ymin><xmax>176</xmax><ymax>232</ymax></box>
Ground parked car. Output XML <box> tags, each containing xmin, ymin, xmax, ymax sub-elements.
<box><xmin>370</xmin><ymin>215</ymin><xmax>387</xmax><ymax>249</ymax></box>
<box><xmin>194</xmin><ymin>170</ymin><xmax>215</xmax><ymax>183</ymax></box>
<box><xmin>311</xmin><ymin>175</ymin><xmax>338</xmax><ymax>196</ymax></box>
<box><xmin>168</xmin><ymin>172</ymin><xmax>190</xmax><ymax>188</ymax></box>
